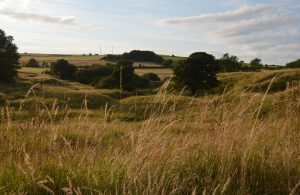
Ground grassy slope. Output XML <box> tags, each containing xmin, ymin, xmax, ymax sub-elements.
<box><xmin>1</xmin><ymin>68</ymin><xmax>300</xmax><ymax>194</ymax></box>
<box><xmin>20</xmin><ymin>54</ymin><xmax>106</xmax><ymax>67</ymax></box>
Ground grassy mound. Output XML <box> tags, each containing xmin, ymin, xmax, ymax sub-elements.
<box><xmin>1</xmin><ymin>87</ymin><xmax>300</xmax><ymax>194</ymax></box>
<box><xmin>214</xmin><ymin>69</ymin><xmax>300</xmax><ymax>95</ymax></box>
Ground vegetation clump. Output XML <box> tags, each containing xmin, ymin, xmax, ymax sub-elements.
<box><xmin>27</xmin><ymin>58</ymin><xmax>39</xmax><ymax>67</ymax></box>
<box><xmin>286</xmin><ymin>59</ymin><xmax>300</xmax><ymax>68</ymax></box>
<box><xmin>50</xmin><ymin>59</ymin><xmax>77</xmax><ymax>80</ymax></box>
<box><xmin>0</xmin><ymin>29</ymin><xmax>20</xmax><ymax>82</ymax></box>
<box><xmin>173</xmin><ymin>52</ymin><xmax>219</xmax><ymax>95</ymax></box>
<box><xmin>103</xmin><ymin>50</ymin><xmax>164</xmax><ymax>64</ymax></box>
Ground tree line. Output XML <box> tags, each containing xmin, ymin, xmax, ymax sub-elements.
<box><xmin>49</xmin><ymin>59</ymin><xmax>159</xmax><ymax>91</ymax></box>
<box><xmin>1</xmin><ymin>29</ymin><xmax>300</xmax><ymax>96</ymax></box>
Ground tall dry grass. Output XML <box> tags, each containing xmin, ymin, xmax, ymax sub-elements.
<box><xmin>0</xmin><ymin>81</ymin><xmax>300</xmax><ymax>194</ymax></box>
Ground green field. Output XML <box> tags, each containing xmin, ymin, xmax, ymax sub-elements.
<box><xmin>20</xmin><ymin>53</ymin><xmax>184</xmax><ymax>68</ymax></box>
<box><xmin>19</xmin><ymin>67</ymin><xmax>49</xmax><ymax>74</ymax></box>
<box><xmin>20</xmin><ymin>54</ymin><xmax>106</xmax><ymax>67</ymax></box>
<box><xmin>19</xmin><ymin>65</ymin><xmax>173</xmax><ymax>79</ymax></box>
<box><xmin>1</xmin><ymin>68</ymin><xmax>300</xmax><ymax>194</ymax></box>
<box><xmin>135</xmin><ymin>68</ymin><xmax>173</xmax><ymax>78</ymax></box>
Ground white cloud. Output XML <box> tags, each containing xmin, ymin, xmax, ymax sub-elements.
<box><xmin>157</xmin><ymin>3</ymin><xmax>300</xmax><ymax>64</ymax></box>
<box><xmin>0</xmin><ymin>0</ymin><xmax>86</xmax><ymax>28</ymax></box>
<box><xmin>157</xmin><ymin>4</ymin><xmax>276</xmax><ymax>25</ymax></box>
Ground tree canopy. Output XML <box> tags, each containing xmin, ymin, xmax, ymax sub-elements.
<box><xmin>103</xmin><ymin>50</ymin><xmax>164</xmax><ymax>64</ymax></box>
<box><xmin>27</xmin><ymin>58</ymin><xmax>39</xmax><ymax>67</ymax></box>
<box><xmin>286</xmin><ymin>59</ymin><xmax>300</xmax><ymax>68</ymax></box>
<box><xmin>50</xmin><ymin>59</ymin><xmax>77</xmax><ymax>80</ymax></box>
<box><xmin>218</xmin><ymin>53</ymin><xmax>241</xmax><ymax>72</ymax></box>
<box><xmin>173</xmin><ymin>52</ymin><xmax>218</xmax><ymax>95</ymax></box>
<box><xmin>0</xmin><ymin>29</ymin><xmax>20</xmax><ymax>82</ymax></box>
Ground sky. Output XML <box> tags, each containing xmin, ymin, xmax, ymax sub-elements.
<box><xmin>0</xmin><ymin>0</ymin><xmax>300</xmax><ymax>65</ymax></box>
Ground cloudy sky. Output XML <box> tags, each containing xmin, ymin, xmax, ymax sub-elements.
<box><xmin>1</xmin><ymin>0</ymin><xmax>300</xmax><ymax>65</ymax></box>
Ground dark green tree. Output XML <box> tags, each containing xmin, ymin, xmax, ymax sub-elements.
<box><xmin>27</xmin><ymin>58</ymin><xmax>39</xmax><ymax>67</ymax></box>
<box><xmin>249</xmin><ymin>58</ymin><xmax>263</xmax><ymax>71</ymax></box>
<box><xmin>218</xmin><ymin>53</ymin><xmax>241</xmax><ymax>72</ymax></box>
<box><xmin>112</xmin><ymin>60</ymin><xmax>135</xmax><ymax>91</ymax></box>
<box><xmin>0</xmin><ymin>29</ymin><xmax>20</xmax><ymax>82</ymax></box>
<box><xmin>76</xmin><ymin>65</ymin><xmax>112</xmax><ymax>84</ymax></box>
<box><xmin>50</xmin><ymin>59</ymin><xmax>77</xmax><ymax>80</ymax></box>
<box><xmin>286</xmin><ymin>59</ymin><xmax>300</xmax><ymax>68</ymax></box>
<box><xmin>173</xmin><ymin>52</ymin><xmax>218</xmax><ymax>95</ymax></box>
<box><xmin>132</xmin><ymin>74</ymin><xmax>149</xmax><ymax>89</ymax></box>
<box><xmin>97</xmin><ymin>76</ymin><xmax>118</xmax><ymax>89</ymax></box>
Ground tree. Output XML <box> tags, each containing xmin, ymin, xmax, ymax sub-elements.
<box><xmin>218</xmin><ymin>53</ymin><xmax>241</xmax><ymax>72</ymax></box>
<box><xmin>0</xmin><ymin>29</ymin><xmax>20</xmax><ymax>82</ymax></box>
<box><xmin>76</xmin><ymin>65</ymin><xmax>112</xmax><ymax>84</ymax></box>
<box><xmin>173</xmin><ymin>52</ymin><xmax>218</xmax><ymax>95</ymax></box>
<box><xmin>112</xmin><ymin>60</ymin><xmax>135</xmax><ymax>91</ymax></box>
<box><xmin>286</xmin><ymin>59</ymin><xmax>300</xmax><ymax>68</ymax></box>
<box><xmin>50</xmin><ymin>59</ymin><xmax>77</xmax><ymax>80</ymax></box>
<box><xmin>249</xmin><ymin>58</ymin><xmax>263</xmax><ymax>71</ymax></box>
<box><xmin>132</xmin><ymin>74</ymin><xmax>149</xmax><ymax>89</ymax></box>
<box><xmin>27</xmin><ymin>58</ymin><xmax>39</xmax><ymax>67</ymax></box>
<box><xmin>97</xmin><ymin>76</ymin><xmax>118</xmax><ymax>89</ymax></box>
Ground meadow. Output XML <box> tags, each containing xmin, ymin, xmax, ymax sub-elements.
<box><xmin>20</xmin><ymin>54</ymin><xmax>182</xmax><ymax>68</ymax></box>
<box><xmin>1</xmin><ymin>67</ymin><xmax>300</xmax><ymax>194</ymax></box>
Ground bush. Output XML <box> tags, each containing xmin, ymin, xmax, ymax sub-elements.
<box><xmin>50</xmin><ymin>59</ymin><xmax>77</xmax><ymax>80</ymax></box>
<box><xmin>286</xmin><ymin>59</ymin><xmax>300</xmax><ymax>68</ymax></box>
<box><xmin>163</xmin><ymin>59</ymin><xmax>173</xmax><ymax>67</ymax></box>
<box><xmin>142</xmin><ymin>73</ymin><xmax>160</xmax><ymax>81</ymax></box>
<box><xmin>112</xmin><ymin>61</ymin><xmax>135</xmax><ymax>91</ymax></box>
<box><xmin>97</xmin><ymin>76</ymin><xmax>118</xmax><ymax>89</ymax></box>
<box><xmin>102</xmin><ymin>54</ymin><xmax>122</xmax><ymax>61</ymax></box>
<box><xmin>76</xmin><ymin>65</ymin><xmax>112</xmax><ymax>85</ymax></box>
<box><xmin>27</xmin><ymin>58</ymin><xmax>39</xmax><ymax>67</ymax></box>
<box><xmin>173</xmin><ymin>52</ymin><xmax>219</xmax><ymax>95</ymax></box>
<box><xmin>132</xmin><ymin>74</ymin><xmax>150</xmax><ymax>89</ymax></box>
<box><xmin>218</xmin><ymin>53</ymin><xmax>241</xmax><ymax>72</ymax></box>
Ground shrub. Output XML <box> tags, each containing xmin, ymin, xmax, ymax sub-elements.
<box><xmin>50</xmin><ymin>59</ymin><xmax>77</xmax><ymax>80</ymax></box>
<box><xmin>173</xmin><ymin>52</ymin><xmax>219</xmax><ymax>95</ymax></box>
<box><xmin>27</xmin><ymin>58</ymin><xmax>39</xmax><ymax>67</ymax></box>
<box><xmin>76</xmin><ymin>65</ymin><xmax>112</xmax><ymax>84</ymax></box>
<box><xmin>142</xmin><ymin>73</ymin><xmax>161</xmax><ymax>81</ymax></box>
<box><xmin>132</xmin><ymin>74</ymin><xmax>150</xmax><ymax>89</ymax></box>
<box><xmin>112</xmin><ymin>60</ymin><xmax>135</xmax><ymax>91</ymax></box>
<box><xmin>286</xmin><ymin>59</ymin><xmax>300</xmax><ymax>68</ymax></box>
<box><xmin>163</xmin><ymin>59</ymin><xmax>173</xmax><ymax>67</ymax></box>
<box><xmin>97</xmin><ymin>76</ymin><xmax>118</xmax><ymax>89</ymax></box>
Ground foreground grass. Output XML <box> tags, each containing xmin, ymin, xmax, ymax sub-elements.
<box><xmin>1</xmin><ymin>82</ymin><xmax>300</xmax><ymax>194</ymax></box>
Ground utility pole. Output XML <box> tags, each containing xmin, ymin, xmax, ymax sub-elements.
<box><xmin>99</xmin><ymin>45</ymin><xmax>102</xmax><ymax>55</ymax></box>
<box><xmin>119</xmin><ymin>64</ymin><xmax>123</xmax><ymax>99</ymax></box>
<box><xmin>112</xmin><ymin>45</ymin><xmax>114</xmax><ymax>55</ymax></box>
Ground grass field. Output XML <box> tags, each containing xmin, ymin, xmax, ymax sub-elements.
<box><xmin>135</xmin><ymin>68</ymin><xmax>173</xmax><ymax>79</ymax></box>
<box><xmin>19</xmin><ymin>67</ymin><xmax>49</xmax><ymax>74</ymax></box>
<box><xmin>20</xmin><ymin>54</ymin><xmax>106</xmax><ymax>67</ymax></box>
<box><xmin>1</xmin><ymin>68</ymin><xmax>300</xmax><ymax>194</ymax></box>
<box><xmin>20</xmin><ymin>53</ymin><xmax>183</xmax><ymax>68</ymax></box>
